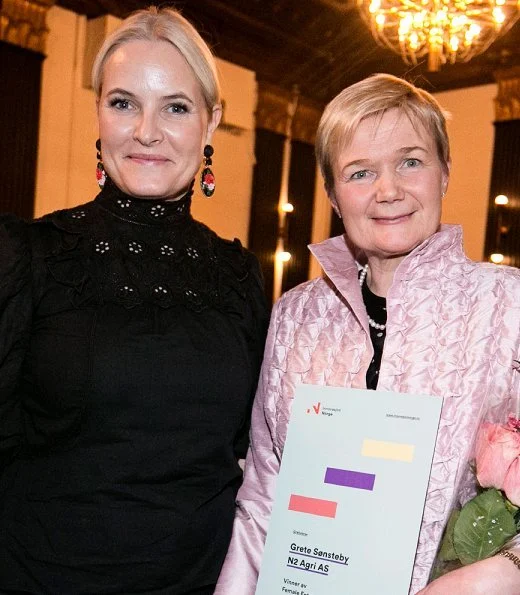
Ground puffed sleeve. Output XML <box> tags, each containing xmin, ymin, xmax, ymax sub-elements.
<box><xmin>0</xmin><ymin>215</ymin><xmax>32</xmax><ymax>471</ymax></box>
<box><xmin>233</xmin><ymin>252</ymin><xmax>269</xmax><ymax>459</ymax></box>
<box><xmin>215</xmin><ymin>299</ymin><xmax>282</xmax><ymax>594</ymax></box>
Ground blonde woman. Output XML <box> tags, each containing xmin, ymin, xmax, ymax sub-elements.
<box><xmin>0</xmin><ymin>7</ymin><xmax>267</xmax><ymax>593</ymax></box>
<box><xmin>216</xmin><ymin>74</ymin><xmax>520</xmax><ymax>595</ymax></box>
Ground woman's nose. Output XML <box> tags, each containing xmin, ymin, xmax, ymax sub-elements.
<box><xmin>133</xmin><ymin>111</ymin><xmax>163</xmax><ymax>146</ymax></box>
<box><xmin>375</xmin><ymin>171</ymin><xmax>402</xmax><ymax>202</ymax></box>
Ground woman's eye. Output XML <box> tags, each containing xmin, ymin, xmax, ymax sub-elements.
<box><xmin>351</xmin><ymin>170</ymin><xmax>369</xmax><ymax>180</ymax></box>
<box><xmin>167</xmin><ymin>103</ymin><xmax>188</xmax><ymax>114</ymax></box>
<box><xmin>404</xmin><ymin>158</ymin><xmax>420</xmax><ymax>168</ymax></box>
<box><xmin>110</xmin><ymin>98</ymin><xmax>131</xmax><ymax>110</ymax></box>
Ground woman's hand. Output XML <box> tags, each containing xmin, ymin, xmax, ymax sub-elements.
<box><xmin>417</xmin><ymin>554</ymin><xmax>520</xmax><ymax>595</ymax></box>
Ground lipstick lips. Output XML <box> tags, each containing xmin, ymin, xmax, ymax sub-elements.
<box><xmin>372</xmin><ymin>212</ymin><xmax>414</xmax><ymax>224</ymax></box>
<box><xmin>127</xmin><ymin>153</ymin><xmax>170</xmax><ymax>164</ymax></box>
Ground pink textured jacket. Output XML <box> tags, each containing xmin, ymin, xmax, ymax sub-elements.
<box><xmin>215</xmin><ymin>225</ymin><xmax>520</xmax><ymax>594</ymax></box>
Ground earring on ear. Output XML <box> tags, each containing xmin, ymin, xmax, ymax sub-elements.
<box><xmin>96</xmin><ymin>139</ymin><xmax>106</xmax><ymax>189</ymax></box>
<box><xmin>200</xmin><ymin>144</ymin><xmax>215</xmax><ymax>197</ymax></box>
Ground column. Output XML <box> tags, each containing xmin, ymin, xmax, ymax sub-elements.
<box><xmin>248</xmin><ymin>81</ymin><xmax>322</xmax><ymax>303</ymax></box>
<box><xmin>0</xmin><ymin>0</ymin><xmax>55</xmax><ymax>217</ymax></box>
<box><xmin>483</xmin><ymin>67</ymin><xmax>520</xmax><ymax>266</ymax></box>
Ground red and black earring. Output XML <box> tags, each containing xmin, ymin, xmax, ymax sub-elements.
<box><xmin>96</xmin><ymin>139</ymin><xmax>106</xmax><ymax>189</ymax></box>
<box><xmin>200</xmin><ymin>144</ymin><xmax>215</xmax><ymax>197</ymax></box>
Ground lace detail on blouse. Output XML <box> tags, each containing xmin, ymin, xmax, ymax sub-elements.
<box><xmin>96</xmin><ymin>178</ymin><xmax>192</xmax><ymax>225</ymax></box>
<box><xmin>41</xmin><ymin>180</ymin><xmax>251</xmax><ymax>312</ymax></box>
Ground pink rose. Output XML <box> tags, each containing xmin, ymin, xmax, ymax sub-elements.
<box><xmin>503</xmin><ymin>457</ymin><xmax>520</xmax><ymax>506</ymax></box>
<box><xmin>475</xmin><ymin>421</ymin><xmax>520</xmax><ymax>490</ymax></box>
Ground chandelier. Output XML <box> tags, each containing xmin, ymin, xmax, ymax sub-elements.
<box><xmin>357</xmin><ymin>0</ymin><xmax>520</xmax><ymax>71</ymax></box>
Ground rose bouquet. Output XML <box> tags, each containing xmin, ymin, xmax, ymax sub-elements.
<box><xmin>433</xmin><ymin>415</ymin><xmax>520</xmax><ymax>577</ymax></box>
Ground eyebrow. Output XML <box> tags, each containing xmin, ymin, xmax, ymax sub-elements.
<box><xmin>398</xmin><ymin>145</ymin><xmax>427</xmax><ymax>154</ymax></box>
<box><xmin>105</xmin><ymin>88</ymin><xmax>195</xmax><ymax>104</ymax></box>
<box><xmin>341</xmin><ymin>146</ymin><xmax>428</xmax><ymax>169</ymax></box>
<box><xmin>342</xmin><ymin>158</ymin><xmax>370</xmax><ymax>170</ymax></box>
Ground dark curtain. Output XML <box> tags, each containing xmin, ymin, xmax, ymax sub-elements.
<box><xmin>248</xmin><ymin>132</ymin><xmax>319</xmax><ymax>305</ymax></box>
<box><xmin>483</xmin><ymin>120</ymin><xmax>520</xmax><ymax>267</ymax></box>
<box><xmin>248</xmin><ymin>129</ymin><xmax>284</xmax><ymax>304</ymax></box>
<box><xmin>282</xmin><ymin>140</ymin><xmax>316</xmax><ymax>293</ymax></box>
<box><xmin>0</xmin><ymin>41</ymin><xmax>43</xmax><ymax>218</ymax></box>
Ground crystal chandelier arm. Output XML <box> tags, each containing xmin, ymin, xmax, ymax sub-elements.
<box><xmin>357</xmin><ymin>0</ymin><xmax>520</xmax><ymax>71</ymax></box>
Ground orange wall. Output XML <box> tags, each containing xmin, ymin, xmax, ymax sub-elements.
<box><xmin>434</xmin><ymin>84</ymin><xmax>496</xmax><ymax>262</ymax></box>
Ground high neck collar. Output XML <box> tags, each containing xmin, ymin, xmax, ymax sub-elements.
<box><xmin>95</xmin><ymin>178</ymin><xmax>193</xmax><ymax>226</ymax></box>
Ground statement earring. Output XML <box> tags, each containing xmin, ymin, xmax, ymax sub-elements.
<box><xmin>200</xmin><ymin>144</ymin><xmax>215</xmax><ymax>197</ymax></box>
<box><xmin>96</xmin><ymin>139</ymin><xmax>106</xmax><ymax>189</ymax></box>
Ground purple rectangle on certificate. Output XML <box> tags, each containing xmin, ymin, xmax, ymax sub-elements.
<box><xmin>324</xmin><ymin>467</ymin><xmax>375</xmax><ymax>491</ymax></box>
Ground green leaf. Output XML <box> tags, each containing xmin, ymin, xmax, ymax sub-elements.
<box><xmin>438</xmin><ymin>509</ymin><xmax>461</xmax><ymax>562</ymax></box>
<box><xmin>505</xmin><ymin>498</ymin><xmax>519</xmax><ymax>517</ymax></box>
<box><xmin>515</xmin><ymin>508</ymin><xmax>520</xmax><ymax>533</ymax></box>
<box><xmin>453</xmin><ymin>488</ymin><xmax>517</xmax><ymax>565</ymax></box>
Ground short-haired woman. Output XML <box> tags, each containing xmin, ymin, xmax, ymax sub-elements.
<box><xmin>216</xmin><ymin>74</ymin><xmax>520</xmax><ymax>595</ymax></box>
<box><xmin>0</xmin><ymin>7</ymin><xmax>267</xmax><ymax>594</ymax></box>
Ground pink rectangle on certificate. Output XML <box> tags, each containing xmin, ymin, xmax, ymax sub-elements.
<box><xmin>288</xmin><ymin>494</ymin><xmax>337</xmax><ymax>518</ymax></box>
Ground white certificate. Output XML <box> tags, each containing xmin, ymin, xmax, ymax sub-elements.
<box><xmin>255</xmin><ymin>385</ymin><xmax>442</xmax><ymax>595</ymax></box>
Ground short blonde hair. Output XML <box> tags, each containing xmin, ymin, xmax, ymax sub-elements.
<box><xmin>91</xmin><ymin>6</ymin><xmax>221</xmax><ymax>114</ymax></box>
<box><xmin>316</xmin><ymin>74</ymin><xmax>450</xmax><ymax>193</ymax></box>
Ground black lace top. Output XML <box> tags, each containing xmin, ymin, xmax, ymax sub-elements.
<box><xmin>0</xmin><ymin>180</ymin><xmax>268</xmax><ymax>594</ymax></box>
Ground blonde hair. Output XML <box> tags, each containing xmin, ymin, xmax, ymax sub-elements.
<box><xmin>316</xmin><ymin>73</ymin><xmax>450</xmax><ymax>193</ymax></box>
<box><xmin>91</xmin><ymin>6</ymin><xmax>221</xmax><ymax>114</ymax></box>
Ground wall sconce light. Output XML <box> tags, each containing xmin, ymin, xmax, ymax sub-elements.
<box><xmin>273</xmin><ymin>85</ymin><xmax>300</xmax><ymax>303</ymax></box>
<box><xmin>495</xmin><ymin>195</ymin><xmax>510</xmax><ymax>237</ymax></box>
<box><xmin>277</xmin><ymin>251</ymin><xmax>292</xmax><ymax>262</ymax></box>
<box><xmin>490</xmin><ymin>253</ymin><xmax>505</xmax><ymax>264</ymax></box>
<box><xmin>274</xmin><ymin>203</ymin><xmax>294</xmax><ymax>288</ymax></box>
<box><xmin>490</xmin><ymin>193</ymin><xmax>509</xmax><ymax>264</ymax></box>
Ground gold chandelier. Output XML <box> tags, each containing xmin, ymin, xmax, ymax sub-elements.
<box><xmin>357</xmin><ymin>0</ymin><xmax>520</xmax><ymax>71</ymax></box>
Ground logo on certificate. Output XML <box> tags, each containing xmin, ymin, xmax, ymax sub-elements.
<box><xmin>306</xmin><ymin>402</ymin><xmax>321</xmax><ymax>415</ymax></box>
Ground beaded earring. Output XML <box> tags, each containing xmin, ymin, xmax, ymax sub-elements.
<box><xmin>96</xmin><ymin>139</ymin><xmax>106</xmax><ymax>189</ymax></box>
<box><xmin>200</xmin><ymin>144</ymin><xmax>215</xmax><ymax>197</ymax></box>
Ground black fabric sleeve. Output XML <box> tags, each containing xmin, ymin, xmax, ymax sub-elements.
<box><xmin>233</xmin><ymin>251</ymin><xmax>269</xmax><ymax>459</ymax></box>
<box><xmin>0</xmin><ymin>215</ymin><xmax>32</xmax><ymax>472</ymax></box>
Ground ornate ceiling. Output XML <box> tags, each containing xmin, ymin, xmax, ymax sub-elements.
<box><xmin>57</xmin><ymin>0</ymin><xmax>520</xmax><ymax>107</ymax></box>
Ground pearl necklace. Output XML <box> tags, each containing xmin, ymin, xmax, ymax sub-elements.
<box><xmin>359</xmin><ymin>264</ymin><xmax>386</xmax><ymax>331</ymax></box>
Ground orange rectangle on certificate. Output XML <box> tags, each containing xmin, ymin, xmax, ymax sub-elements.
<box><xmin>362</xmin><ymin>439</ymin><xmax>415</xmax><ymax>462</ymax></box>
<box><xmin>288</xmin><ymin>494</ymin><xmax>337</xmax><ymax>518</ymax></box>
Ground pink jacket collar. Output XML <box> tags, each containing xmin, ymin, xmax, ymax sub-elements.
<box><xmin>309</xmin><ymin>224</ymin><xmax>466</xmax><ymax>302</ymax></box>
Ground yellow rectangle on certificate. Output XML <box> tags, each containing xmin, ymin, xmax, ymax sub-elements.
<box><xmin>362</xmin><ymin>439</ymin><xmax>415</xmax><ymax>462</ymax></box>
